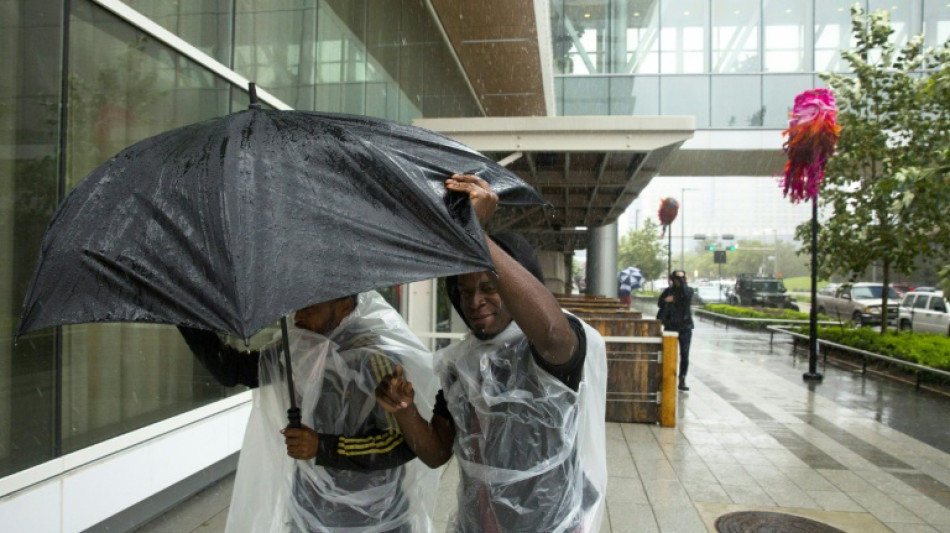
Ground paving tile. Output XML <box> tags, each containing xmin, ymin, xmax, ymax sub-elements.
<box><xmin>606</xmin><ymin>476</ymin><xmax>650</xmax><ymax>505</ymax></box>
<box><xmin>819</xmin><ymin>469</ymin><xmax>876</xmax><ymax>492</ymax></box>
<box><xmin>780</xmin><ymin>467</ymin><xmax>839</xmax><ymax>492</ymax></box>
<box><xmin>848</xmin><ymin>488</ymin><xmax>926</xmax><ymax>524</ymax></box>
<box><xmin>681</xmin><ymin>482</ymin><xmax>732</xmax><ymax>504</ymax></box>
<box><xmin>606</xmin><ymin>503</ymin><xmax>658</xmax><ymax>533</ymax></box>
<box><xmin>889</xmin><ymin>491</ymin><xmax>950</xmax><ymax>528</ymax></box>
<box><xmin>883</xmin><ymin>523</ymin><xmax>942</xmax><ymax>533</ymax></box>
<box><xmin>805</xmin><ymin>490</ymin><xmax>866</xmax><ymax>512</ymax></box>
<box><xmin>720</xmin><ymin>483</ymin><xmax>776</xmax><ymax>506</ymax></box>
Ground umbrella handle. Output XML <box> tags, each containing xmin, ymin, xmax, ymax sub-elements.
<box><xmin>280</xmin><ymin>317</ymin><xmax>302</xmax><ymax>429</ymax></box>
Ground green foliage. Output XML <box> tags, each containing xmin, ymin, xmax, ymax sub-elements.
<box><xmin>617</xmin><ymin>219</ymin><xmax>665</xmax><ymax>282</ymax></box>
<box><xmin>804</xmin><ymin>6</ymin><xmax>950</xmax><ymax>333</ymax></box>
<box><xmin>792</xmin><ymin>325</ymin><xmax>950</xmax><ymax>372</ymax></box>
<box><xmin>782</xmin><ymin>276</ymin><xmax>830</xmax><ymax>292</ymax></box>
<box><xmin>703</xmin><ymin>304</ymin><xmax>824</xmax><ymax>322</ymax></box>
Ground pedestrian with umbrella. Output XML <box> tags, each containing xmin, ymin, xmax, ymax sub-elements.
<box><xmin>16</xmin><ymin>85</ymin><xmax>549</xmax><ymax>532</ymax></box>
<box><xmin>373</xmin><ymin>175</ymin><xmax>608</xmax><ymax>533</ymax></box>
<box><xmin>180</xmin><ymin>291</ymin><xmax>439</xmax><ymax>532</ymax></box>
<box><xmin>617</xmin><ymin>266</ymin><xmax>644</xmax><ymax>308</ymax></box>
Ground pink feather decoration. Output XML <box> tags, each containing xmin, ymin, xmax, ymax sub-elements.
<box><xmin>780</xmin><ymin>88</ymin><xmax>841</xmax><ymax>202</ymax></box>
<box><xmin>657</xmin><ymin>197</ymin><xmax>678</xmax><ymax>237</ymax></box>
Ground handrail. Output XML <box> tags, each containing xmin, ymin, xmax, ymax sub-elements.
<box><xmin>766</xmin><ymin>325</ymin><xmax>950</xmax><ymax>388</ymax></box>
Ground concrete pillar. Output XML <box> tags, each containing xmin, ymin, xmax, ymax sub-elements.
<box><xmin>537</xmin><ymin>250</ymin><xmax>569</xmax><ymax>295</ymax></box>
<box><xmin>586</xmin><ymin>222</ymin><xmax>618</xmax><ymax>297</ymax></box>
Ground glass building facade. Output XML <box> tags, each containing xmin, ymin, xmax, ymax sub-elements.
<box><xmin>1</xmin><ymin>0</ymin><xmax>477</xmax><ymax>480</ymax></box>
<box><xmin>552</xmin><ymin>0</ymin><xmax>950</xmax><ymax>127</ymax></box>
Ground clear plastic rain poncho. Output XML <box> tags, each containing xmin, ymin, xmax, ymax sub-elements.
<box><xmin>227</xmin><ymin>291</ymin><xmax>439</xmax><ymax>533</ymax></box>
<box><xmin>435</xmin><ymin>316</ymin><xmax>607</xmax><ymax>532</ymax></box>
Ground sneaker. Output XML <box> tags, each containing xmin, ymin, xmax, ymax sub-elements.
<box><xmin>678</xmin><ymin>380</ymin><xmax>689</xmax><ymax>391</ymax></box>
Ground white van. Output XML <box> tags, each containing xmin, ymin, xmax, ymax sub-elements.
<box><xmin>897</xmin><ymin>290</ymin><xmax>950</xmax><ymax>336</ymax></box>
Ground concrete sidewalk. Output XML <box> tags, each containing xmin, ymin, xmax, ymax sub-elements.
<box><xmin>136</xmin><ymin>318</ymin><xmax>950</xmax><ymax>533</ymax></box>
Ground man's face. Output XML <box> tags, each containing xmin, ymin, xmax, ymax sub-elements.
<box><xmin>294</xmin><ymin>297</ymin><xmax>353</xmax><ymax>335</ymax></box>
<box><xmin>457</xmin><ymin>271</ymin><xmax>513</xmax><ymax>338</ymax></box>
<box><xmin>672</xmin><ymin>271</ymin><xmax>686</xmax><ymax>287</ymax></box>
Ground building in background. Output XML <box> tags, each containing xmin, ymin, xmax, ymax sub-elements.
<box><xmin>2</xmin><ymin>1</ymin><xmax>948</xmax><ymax>531</ymax></box>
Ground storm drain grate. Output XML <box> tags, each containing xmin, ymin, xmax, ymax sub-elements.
<box><xmin>715</xmin><ymin>511</ymin><xmax>847</xmax><ymax>533</ymax></box>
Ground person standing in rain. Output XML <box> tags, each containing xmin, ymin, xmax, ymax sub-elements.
<box><xmin>374</xmin><ymin>174</ymin><xmax>608</xmax><ymax>533</ymax></box>
<box><xmin>656</xmin><ymin>270</ymin><xmax>695</xmax><ymax>391</ymax></box>
<box><xmin>179</xmin><ymin>291</ymin><xmax>439</xmax><ymax>532</ymax></box>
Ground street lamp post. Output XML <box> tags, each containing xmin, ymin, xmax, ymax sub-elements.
<box><xmin>680</xmin><ymin>187</ymin><xmax>699</xmax><ymax>271</ymax></box>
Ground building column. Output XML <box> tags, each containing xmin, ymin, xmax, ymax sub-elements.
<box><xmin>537</xmin><ymin>250</ymin><xmax>569</xmax><ymax>295</ymax></box>
<box><xmin>586</xmin><ymin>222</ymin><xmax>618</xmax><ymax>297</ymax></box>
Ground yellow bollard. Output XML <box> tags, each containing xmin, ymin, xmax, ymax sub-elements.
<box><xmin>660</xmin><ymin>332</ymin><xmax>679</xmax><ymax>427</ymax></box>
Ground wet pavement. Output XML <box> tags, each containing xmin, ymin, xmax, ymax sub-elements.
<box><xmin>135</xmin><ymin>303</ymin><xmax>950</xmax><ymax>533</ymax></box>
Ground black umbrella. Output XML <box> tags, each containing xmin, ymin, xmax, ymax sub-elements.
<box><xmin>17</xmin><ymin>85</ymin><xmax>547</xmax><ymax>426</ymax></box>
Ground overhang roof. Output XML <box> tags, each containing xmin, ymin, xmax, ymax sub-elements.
<box><xmin>427</xmin><ymin>0</ymin><xmax>553</xmax><ymax>116</ymax></box>
<box><xmin>414</xmin><ymin>116</ymin><xmax>694</xmax><ymax>252</ymax></box>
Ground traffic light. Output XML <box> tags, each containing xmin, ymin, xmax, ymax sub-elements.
<box><xmin>707</xmin><ymin>244</ymin><xmax>716</xmax><ymax>251</ymax></box>
<box><xmin>727</xmin><ymin>244</ymin><xmax>736</xmax><ymax>251</ymax></box>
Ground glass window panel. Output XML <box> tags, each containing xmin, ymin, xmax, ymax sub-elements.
<box><xmin>659</xmin><ymin>75</ymin><xmax>709</xmax><ymax>127</ymax></box>
<box><xmin>762</xmin><ymin>74</ymin><xmax>814</xmax><ymax>128</ymax></box>
<box><xmin>62</xmin><ymin>0</ymin><xmax>234</xmax><ymax>455</ymax></box>
<box><xmin>123</xmin><ymin>0</ymin><xmax>232</xmax><ymax>65</ymax></box>
<box><xmin>551</xmin><ymin>0</ymin><xmax>608</xmax><ymax>74</ymax></box>
<box><xmin>622</xmin><ymin>0</ymin><xmax>660</xmax><ymax>74</ymax></box>
<box><xmin>234</xmin><ymin>0</ymin><xmax>319</xmax><ymax>110</ymax></box>
<box><xmin>711</xmin><ymin>75</ymin><xmax>762</xmax><ymax>127</ymax></box>
<box><xmin>610</xmin><ymin>75</ymin><xmax>660</xmax><ymax>115</ymax></box>
<box><xmin>561</xmin><ymin>76</ymin><xmax>610</xmax><ymax>115</ymax></box>
<box><xmin>923</xmin><ymin>0</ymin><xmax>950</xmax><ymax>46</ymax></box>
<box><xmin>815</xmin><ymin>0</ymin><xmax>860</xmax><ymax>72</ymax></box>
<box><xmin>869</xmin><ymin>0</ymin><xmax>921</xmax><ymax>46</ymax></box>
<box><xmin>660</xmin><ymin>0</ymin><xmax>706</xmax><ymax>73</ymax></box>
<box><xmin>712</xmin><ymin>0</ymin><xmax>761</xmax><ymax>73</ymax></box>
<box><xmin>763</xmin><ymin>0</ymin><xmax>810</xmax><ymax>72</ymax></box>
<box><xmin>0</xmin><ymin>0</ymin><xmax>63</xmax><ymax>477</ymax></box>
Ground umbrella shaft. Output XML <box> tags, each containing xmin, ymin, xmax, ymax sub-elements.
<box><xmin>281</xmin><ymin>317</ymin><xmax>302</xmax><ymax>428</ymax></box>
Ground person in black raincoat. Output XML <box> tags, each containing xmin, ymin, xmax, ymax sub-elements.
<box><xmin>374</xmin><ymin>174</ymin><xmax>608</xmax><ymax>533</ymax></box>
<box><xmin>179</xmin><ymin>291</ymin><xmax>439</xmax><ymax>533</ymax></box>
<box><xmin>656</xmin><ymin>269</ymin><xmax>695</xmax><ymax>391</ymax></box>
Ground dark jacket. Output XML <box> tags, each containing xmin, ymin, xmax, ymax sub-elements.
<box><xmin>657</xmin><ymin>284</ymin><xmax>694</xmax><ymax>331</ymax></box>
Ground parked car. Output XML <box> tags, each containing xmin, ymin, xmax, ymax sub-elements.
<box><xmin>726</xmin><ymin>274</ymin><xmax>798</xmax><ymax>310</ymax></box>
<box><xmin>890</xmin><ymin>282</ymin><xmax>916</xmax><ymax>296</ymax></box>
<box><xmin>897</xmin><ymin>290</ymin><xmax>950</xmax><ymax>335</ymax></box>
<box><xmin>815</xmin><ymin>282</ymin><xmax>900</xmax><ymax>326</ymax></box>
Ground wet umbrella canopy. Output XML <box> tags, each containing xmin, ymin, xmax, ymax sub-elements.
<box><xmin>17</xmin><ymin>101</ymin><xmax>546</xmax><ymax>342</ymax></box>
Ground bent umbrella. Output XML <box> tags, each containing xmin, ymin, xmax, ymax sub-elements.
<box><xmin>15</xmin><ymin>90</ymin><xmax>548</xmax><ymax>426</ymax></box>
<box><xmin>17</xmin><ymin>101</ymin><xmax>545</xmax><ymax>342</ymax></box>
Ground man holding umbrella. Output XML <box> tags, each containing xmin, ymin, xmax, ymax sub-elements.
<box><xmin>179</xmin><ymin>291</ymin><xmax>439</xmax><ymax>533</ymax></box>
<box><xmin>374</xmin><ymin>175</ymin><xmax>608</xmax><ymax>532</ymax></box>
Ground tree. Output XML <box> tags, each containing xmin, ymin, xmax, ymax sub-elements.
<box><xmin>802</xmin><ymin>6</ymin><xmax>950</xmax><ymax>332</ymax></box>
<box><xmin>617</xmin><ymin>219</ymin><xmax>665</xmax><ymax>285</ymax></box>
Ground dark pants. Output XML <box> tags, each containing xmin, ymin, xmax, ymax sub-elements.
<box><xmin>677</xmin><ymin>328</ymin><xmax>692</xmax><ymax>379</ymax></box>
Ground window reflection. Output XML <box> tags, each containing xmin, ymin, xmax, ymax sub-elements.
<box><xmin>0</xmin><ymin>1</ymin><xmax>63</xmax><ymax>478</ymax></box>
<box><xmin>712</xmin><ymin>0</ymin><xmax>760</xmax><ymax>73</ymax></box>
<box><xmin>923</xmin><ymin>0</ymin><xmax>950</xmax><ymax>45</ymax></box>
<box><xmin>763</xmin><ymin>0</ymin><xmax>810</xmax><ymax>72</ymax></box>
<box><xmin>815</xmin><ymin>0</ymin><xmax>856</xmax><ymax>72</ymax></box>
<box><xmin>123</xmin><ymin>0</ymin><xmax>232</xmax><ymax>64</ymax></box>
<box><xmin>711</xmin><ymin>75</ymin><xmax>761</xmax><ymax>127</ymax></box>
<box><xmin>660</xmin><ymin>0</ymin><xmax>706</xmax><ymax>73</ymax></box>
<box><xmin>61</xmin><ymin>0</ymin><xmax>235</xmax><ymax>455</ymax></box>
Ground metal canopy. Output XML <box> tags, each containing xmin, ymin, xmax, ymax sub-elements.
<box><xmin>414</xmin><ymin>116</ymin><xmax>695</xmax><ymax>252</ymax></box>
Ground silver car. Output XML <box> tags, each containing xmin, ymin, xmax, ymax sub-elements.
<box><xmin>897</xmin><ymin>290</ymin><xmax>950</xmax><ymax>336</ymax></box>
